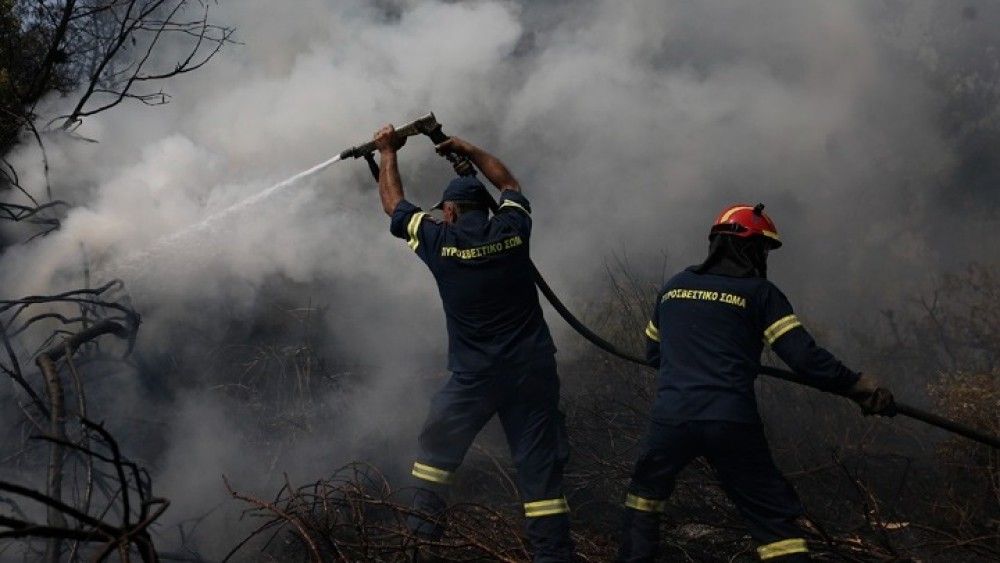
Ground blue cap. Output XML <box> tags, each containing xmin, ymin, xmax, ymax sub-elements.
<box><xmin>432</xmin><ymin>175</ymin><xmax>498</xmax><ymax>211</ymax></box>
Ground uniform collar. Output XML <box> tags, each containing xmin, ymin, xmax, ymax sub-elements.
<box><xmin>692</xmin><ymin>236</ymin><xmax>767</xmax><ymax>278</ymax></box>
<box><xmin>455</xmin><ymin>209</ymin><xmax>489</xmax><ymax>228</ymax></box>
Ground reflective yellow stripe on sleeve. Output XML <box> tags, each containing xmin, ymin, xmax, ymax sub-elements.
<box><xmin>407</xmin><ymin>212</ymin><xmax>429</xmax><ymax>251</ymax></box>
<box><xmin>624</xmin><ymin>493</ymin><xmax>666</xmax><ymax>513</ymax></box>
<box><xmin>498</xmin><ymin>200</ymin><xmax>529</xmax><ymax>214</ymax></box>
<box><xmin>411</xmin><ymin>462</ymin><xmax>453</xmax><ymax>485</ymax></box>
<box><xmin>644</xmin><ymin>321</ymin><xmax>660</xmax><ymax>342</ymax></box>
<box><xmin>523</xmin><ymin>497</ymin><xmax>569</xmax><ymax>517</ymax></box>
<box><xmin>757</xmin><ymin>538</ymin><xmax>808</xmax><ymax>560</ymax></box>
<box><xmin>763</xmin><ymin>314</ymin><xmax>802</xmax><ymax>345</ymax></box>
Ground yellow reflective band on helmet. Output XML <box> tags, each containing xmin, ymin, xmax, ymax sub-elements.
<box><xmin>411</xmin><ymin>462</ymin><xmax>453</xmax><ymax>485</ymax></box>
<box><xmin>757</xmin><ymin>538</ymin><xmax>808</xmax><ymax>560</ymax></box>
<box><xmin>624</xmin><ymin>493</ymin><xmax>666</xmax><ymax>513</ymax></box>
<box><xmin>644</xmin><ymin>321</ymin><xmax>660</xmax><ymax>342</ymax></box>
<box><xmin>761</xmin><ymin>229</ymin><xmax>781</xmax><ymax>242</ymax></box>
<box><xmin>499</xmin><ymin>200</ymin><xmax>530</xmax><ymax>214</ymax></box>
<box><xmin>523</xmin><ymin>497</ymin><xmax>569</xmax><ymax>517</ymax></box>
<box><xmin>719</xmin><ymin>205</ymin><xmax>754</xmax><ymax>223</ymax></box>
<box><xmin>764</xmin><ymin>314</ymin><xmax>802</xmax><ymax>345</ymax></box>
<box><xmin>407</xmin><ymin>212</ymin><xmax>429</xmax><ymax>251</ymax></box>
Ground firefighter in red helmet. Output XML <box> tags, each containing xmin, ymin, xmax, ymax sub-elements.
<box><xmin>618</xmin><ymin>203</ymin><xmax>896</xmax><ymax>562</ymax></box>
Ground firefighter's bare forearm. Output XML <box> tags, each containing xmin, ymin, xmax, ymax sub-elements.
<box><xmin>437</xmin><ymin>137</ymin><xmax>520</xmax><ymax>192</ymax></box>
<box><xmin>378</xmin><ymin>150</ymin><xmax>404</xmax><ymax>216</ymax></box>
<box><xmin>468</xmin><ymin>145</ymin><xmax>521</xmax><ymax>192</ymax></box>
<box><xmin>372</xmin><ymin>124</ymin><xmax>407</xmax><ymax>215</ymax></box>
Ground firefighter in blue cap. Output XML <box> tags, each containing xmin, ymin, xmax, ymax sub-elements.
<box><xmin>372</xmin><ymin>124</ymin><xmax>573</xmax><ymax>562</ymax></box>
<box><xmin>618</xmin><ymin>204</ymin><xmax>897</xmax><ymax>562</ymax></box>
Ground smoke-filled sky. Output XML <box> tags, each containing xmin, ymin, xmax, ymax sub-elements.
<box><xmin>5</xmin><ymin>0</ymin><xmax>999</xmax><ymax>347</ymax></box>
<box><xmin>2</xmin><ymin>0</ymin><xmax>998</xmax><ymax>554</ymax></box>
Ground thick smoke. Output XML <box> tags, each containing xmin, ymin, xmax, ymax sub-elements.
<box><xmin>2</xmin><ymin>0</ymin><xmax>997</xmax><ymax>555</ymax></box>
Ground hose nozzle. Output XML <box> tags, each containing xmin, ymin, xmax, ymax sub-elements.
<box><xmin>340</xmin><ymin>112</ymin><xmax>475</xmax><ymax>179</ymax></box>
<box><xmin>338</xmin><ymin>113</ymin><xmax>441</xmax><ymax>161</ymax></box>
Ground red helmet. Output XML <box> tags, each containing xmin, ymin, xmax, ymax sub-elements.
<box><xmin>711</xmin><ymin>203</ymin><xmax>781</xmax><ymax>248</ymax></box>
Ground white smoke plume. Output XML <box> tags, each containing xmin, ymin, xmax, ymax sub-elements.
<box><xmin>2</xmin><ymin>0</ymin><xmax>997</xmax><ymax>555</ymax></box>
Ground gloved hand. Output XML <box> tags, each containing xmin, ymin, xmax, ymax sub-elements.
<box><xmin>848</xmin><ymin>374</ymin><xmax>897</xmax><ymax>417</ymax></box>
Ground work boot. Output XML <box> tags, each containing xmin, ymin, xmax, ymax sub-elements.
<box><xmin>617</xmin><ymin>508</ymin><xmax>660</xmax><ymax>563</ymax></box>
<box><xmin>406</xmin><ymin>487</ymin><xmax>448</xmax><ymax>541</ymax></box>
<box><xmin>407</xmin><ymin>543</ymin><xmax>444</xmax><ymax>563</ymax></box>
<box><xmin>525</xmin><ymin>513</ymin><xmax>575</xmax><ymax>562</ymax></box>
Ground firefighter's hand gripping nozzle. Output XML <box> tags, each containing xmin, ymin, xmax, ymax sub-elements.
<box><xmin>339</xmin><ymin>112</ymin><xmax>475</xmax><ymax>180</ymax></box>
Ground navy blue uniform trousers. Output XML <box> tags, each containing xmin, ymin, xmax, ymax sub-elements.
<box><xmin>619</xmin><ymin>420</ymin><xmax>810</xmax><ymax>562</ymax></box>
<box><xmin>408</xmin><ymin>355</ymin><xmax>573</xmax><ymax>562</ymax></box>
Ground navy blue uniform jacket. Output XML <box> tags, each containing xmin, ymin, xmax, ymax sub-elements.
<box><xmin>390</xmin><ymin>190</ymin><xmax>556</xmax><ymax>372</ymax></box>
<box><xmin>645</xmin><ymin>268</ymin><xmax>859</xmax><ymax>423</ymax></box>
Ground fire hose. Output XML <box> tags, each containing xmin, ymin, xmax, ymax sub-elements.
<box><xmin>531</xmin><ymin>266</ymin><xmax>1000</xmax><ymax>450</ymax></box>
<box><xmin>346</xmin><ymin>113</ymin><xmax>1000</xmax><ymax>450</ymax></box>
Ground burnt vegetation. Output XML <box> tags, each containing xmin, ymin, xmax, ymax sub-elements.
<box><xmin>0</xmin><ymin>2</ymin><xmax>998</xmax><ymax>562</ymax></box>
<box><xmin>197</xmin><ymin>264</ymin><xmax>999</xmax><ymax>562</ymax></box>
<box><xmin>0</xmin><ymin>282</ymin><xmax>158</xmax><ymax>560</ymax></box>
<box><xmin>0</xmin><ymin>0</ymin><xmax>231</xmax><ymax>560</ymax></box>
<box><xmin>1</xmin><ymin>0</ymin><xmax>234</xmax><ymax>240</ymax></box>
<box><xmin>4</xmin><ymin>263</ymin><xmax>996</xmax><ymax>561</ymax></box>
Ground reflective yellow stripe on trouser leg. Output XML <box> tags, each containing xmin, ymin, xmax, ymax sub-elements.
<box><xmin>624</xmin><ymin>493</ymin><xmax>666</xmax><ymax>513</ymax></box>
<box><xmin>757</xmin><ymin>538</ymin><xmax>808</xmax><ymax>560</ymax></box>
<box><xmin>524</xmin><ymin>497</ymin><xmax>570</xmax><ymax>517</ymax></box>
<box><xmin>411</xmin><ymin>462</ymin><xmax>454</xmax><ymax>485</ymax></box>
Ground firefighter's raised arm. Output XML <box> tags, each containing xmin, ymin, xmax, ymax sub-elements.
<box><xmin>436</xmin><ymin>136</ymin><xmax>521</xmax><ymax>193</ymax></box>
<box><xmin>374</xmin><ymin>124</ymin><xmax>407</xmax><ymax>215</ymax></box>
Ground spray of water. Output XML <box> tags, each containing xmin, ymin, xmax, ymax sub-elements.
<box><xmin>108</xmin><ymin>153</ymin><xmax>345</xmax><ymax>276</ymax></box>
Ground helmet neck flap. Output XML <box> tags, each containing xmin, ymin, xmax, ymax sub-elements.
<box><xmin>694</xmin><ymin>234</ymin><xmax>769</xmax><ymax>279</ymax></box>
